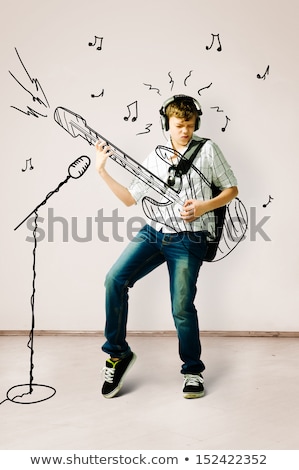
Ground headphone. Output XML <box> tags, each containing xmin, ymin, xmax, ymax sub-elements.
<box><xmin>159</xmin><ymin>94</ymin><xmax>202</xmax><ymax>132</ymax></box>
<box><xmin>167</xmin><ymin>165</ymin><xmax>183</xmax><ymax>190</ymax></box>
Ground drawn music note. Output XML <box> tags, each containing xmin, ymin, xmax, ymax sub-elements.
<box><xmin>88</xmin><ymin>36</ymin><xmax>103</xmax><ymax>50</ymax></box>
<box><xmin>257</xmin><ymin>65</ymin><xmax>270</xmax><ymax>80</ymax></box>
<box><xmin>263</xmin><ymin>195</ymin><xmax>273</xmax><ymax>208</ymax></box>
<box><xmin>124</xmin><ymin>101</ymin><xmax>138</xmax><ymax>122</ymax></box>
<box><xmin>22</xmin><ymin>158</ymin><xmax>34</xmax><ymax>172</ymax></box>
<box><xmin>221</xmin><ymin>116</ymin><xmax>231</xmax><ymax>132</ymax></box>
<box><xmin>206</xmin><ymin>33</ymin><xmax>222</xmax><ymax>52</ymax></box>
<box><xmin>91</xmin><ymin>89</ymin><xmax>104</xmax><ymax>98</ymax></box>
<box><xmin>198</xmin><ymin>82</ymin><xmax>213</xmax><ymax>96</ymax></box>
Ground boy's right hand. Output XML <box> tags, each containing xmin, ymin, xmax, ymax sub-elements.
<box><xmin>95</xmin><ymin>140</ymin><xmax>113</xmax><ymax>174</ymax></box>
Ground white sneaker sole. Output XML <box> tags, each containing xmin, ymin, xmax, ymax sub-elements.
<box><xmin>183</xmin><ymin>390</ymin><xmax>205</xmax><ymax>399</ymax></box>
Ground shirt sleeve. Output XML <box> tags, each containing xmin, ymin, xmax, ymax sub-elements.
<box><xmin>209</xmin><ymin>141</ymin><xmax>238</xmax><ymax>189</ymax></box>
<box><xmin>128</xmin><ymin>176</ymin><xmax>150</xmax><ymax>204</ymax></box>
<box><xmin>127</xmin><ymin>153</ymin><xmax>153</xmax><ymax>204</ymax></box>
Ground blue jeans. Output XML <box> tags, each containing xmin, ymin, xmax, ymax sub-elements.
<box><xmin>102</xmin><ymin>224</ymin><xmax>208</xmax><ymax>374</ymax></box>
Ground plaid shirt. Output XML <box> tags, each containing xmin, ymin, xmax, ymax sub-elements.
<box><xmin>128</xmin><ymin>135</ymin><xmax>238</xmax><ymax>237</ymax></box>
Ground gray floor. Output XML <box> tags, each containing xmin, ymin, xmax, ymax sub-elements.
<box><xmin>0</xmin><ymin>335</ymin><xmax>298</xmax><ymax>450</ymax></box>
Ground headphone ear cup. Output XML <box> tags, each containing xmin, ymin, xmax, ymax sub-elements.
<box><xmin>195</xmin><ymin>107</ymin><xmax>202</xmax><ymax>131</ymax></box>
<box><xmin>159</xmin><ymin>107</ymin><xmax>168</xmax><ymax>131</ymax></box>
<box><xmin>163</xmin><ymin>116</ymin><xmax>169</xmax><ymax>131</ymax></box>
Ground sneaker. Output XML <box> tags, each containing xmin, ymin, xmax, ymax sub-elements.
<box><xmin>101</xmin><ymin>352</ymin><xmax>136</xmax><ymax>398</ymax></box>
<box><xmin>183</xmin><ymin>373</ymin><xmax>204</xmax><ymax>399</ymax></box>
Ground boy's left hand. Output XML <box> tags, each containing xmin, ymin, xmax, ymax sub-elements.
<box><xmin>180</xmin><ymin>199</ymin><xmax>207</xmax><ymax>222</ymax></box>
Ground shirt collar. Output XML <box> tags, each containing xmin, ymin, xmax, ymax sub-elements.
<box><xmin>167</xmin><ymin>134</ymin><xmax>200</xmax><ymax>155</ymax></box>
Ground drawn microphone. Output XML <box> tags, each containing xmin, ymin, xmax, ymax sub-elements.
<box><xmin>14</xmin><ymin>156</ymin><xmax>91</xmax><ymax>231</ymax></box>
<box><xmin>68</xmin><ymin>156</ymin><xmax>91</xmax><ymax>178</ymax></box>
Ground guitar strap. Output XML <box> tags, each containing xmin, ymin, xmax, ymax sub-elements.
<box><xmin>175</xmin><ymin>138</ymin><xmax>208</xmax><ymax>176</ymax></box>
<box><xmin>175</xmin><ymin>137</ymin><xmax>226</xmax><ymax>262</ymax></box>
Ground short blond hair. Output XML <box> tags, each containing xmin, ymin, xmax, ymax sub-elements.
<box><xmin>165</xmin><ymin>97</ymin><xmax>198</xmax><ymax>122</ymax></box>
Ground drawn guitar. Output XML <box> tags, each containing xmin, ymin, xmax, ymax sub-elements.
<box><xmin>54</xmin><ymin>106</ymin><xmax>248</xmax><ymax>261</ymax></box>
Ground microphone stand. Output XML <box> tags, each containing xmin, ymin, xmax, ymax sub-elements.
<box><xmin>6</xmin><ymin>156</ymin><xmax>90</xmax><ymax>404</ymax></box>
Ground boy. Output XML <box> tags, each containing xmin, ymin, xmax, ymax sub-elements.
<box><xmin>95</xmin><ymin>95</ymin><xmax>238</xmax><ymax>398</ymax></box>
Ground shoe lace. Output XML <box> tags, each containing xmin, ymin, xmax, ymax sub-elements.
<box><xmin>184</xmin><ymin>374</ymin><xmax>204</xmax><ymax>387</ymax></box>
<box><xmin>101</xmin><ymin>366</ymin><xmax>115</xmax><ymax>384</ymax></box>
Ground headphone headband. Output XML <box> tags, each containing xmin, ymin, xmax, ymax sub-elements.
<box><xmin>159</xmin><ymin>95</ymin><xmax>202</xmax><ymax>131</ymax></box>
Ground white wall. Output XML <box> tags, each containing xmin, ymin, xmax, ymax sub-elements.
<box><xmin>1</xmin><ymin>0</ymin><xmax>298</xmax><ymax>332</ymax></box>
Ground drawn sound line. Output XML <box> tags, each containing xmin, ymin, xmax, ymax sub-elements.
<box><xmin>9</xmin><ymin>47</ymin><xmax>50</xmax><ymax>118</ymax></box>
<box><xmin>184</xmin><ymin>70</ymin><xmax>193</xmax><ymax>86</ymax></box>
<box><xmin>168</xmin><ymin>72</ymin><xmax>175</xmax><ymax>91</ymax></box>
<box><xmin>206</xmin><ymin>33</ymin><xmax>222</xmax><ymax>52</ymax></box>
<box><xmin>143</xmin><ymin>83</ymin><xmax>161</xmax><ymax>95</ymax></box>
<box><xmin>211</xmin><ymin>106</ymin><xmax>224</xmax><ymax>113</ymax></box>
<box><xmin>198</xmin><ymin>82</ymin><xmax>213</xmax><ymax>95</ymax></box>
<box><xmin>137</xmin><ymin>123</ymin><xmax>153</xmax><ymax>135</ymax></box>
<box><xmin>257</xmin><ymin>65</ymin><xmax>270</xmax><ymax>80</ymax></box>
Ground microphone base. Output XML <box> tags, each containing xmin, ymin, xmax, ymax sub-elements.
<box><xmin>6</xmin><ymin>383</ymin><xmax>56</xmax><ymax>404</ymax></box>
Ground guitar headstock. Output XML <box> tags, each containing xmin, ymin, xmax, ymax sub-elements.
<box><xmin>54</xmin><ymin>107</ymin><xmax>88</xmax><ymax>138</ymax></box>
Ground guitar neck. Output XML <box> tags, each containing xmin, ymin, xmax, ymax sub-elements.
<box><xmin>69</xmin><ymin>118</ymin><xmax>184</xmax><ymax>206</ymax></box>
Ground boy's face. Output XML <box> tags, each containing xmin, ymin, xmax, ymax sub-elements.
<box><xmin>168</xmin><ymin>115</ymin><xmax>197</xmax><ymax>151</ymax></box>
